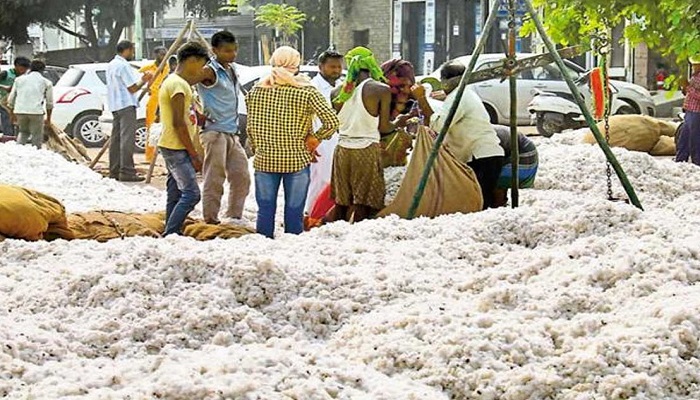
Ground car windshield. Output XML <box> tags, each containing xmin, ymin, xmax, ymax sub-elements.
<box><xmin>56</xmin><ymin>68</ymin><xmax>85</xmax><ymax>87</ymax></box>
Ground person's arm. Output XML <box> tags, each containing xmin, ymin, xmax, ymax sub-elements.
<box><xmin>308</xmin><ymin>89</ymin><xmax>339</xmax><ymax>140</ymax></box>
<box><xmin>124</xmin><ymin>65</ymin><xmax>152</xmax><ymax>94</ymax></box>
<box><xmin>7</xmin><ymin>82</ymin><xmax>17</xmax><ymax>111</ymax></box>
<box><xmin>44</xmin><ymin>81</ymin><xmax>54</xmax><ymax>125</ymax></box>
<box><xmin>199</xmin><ymin>65</ymin><xmax>217</xmax><ymax>87</ymax></box>
<box><xmin>171</xmin><ymin>93</ymin><xmax>202</xmax><ymax>171</ymax></box>
<box><xmin>378</xmin><ymin>86</ymin><xmax>412</xmax><ymax>134</ymax></box>
<box><xmin>411</xmin><ymin>84</ymin><xmax>434</xmax><ymax>125</ymax></box>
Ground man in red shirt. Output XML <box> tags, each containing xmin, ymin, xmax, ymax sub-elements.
<box><xmin>676</xmin><ymin>56</ymin><xmax>700</xmax><ymax>165</ymax></box>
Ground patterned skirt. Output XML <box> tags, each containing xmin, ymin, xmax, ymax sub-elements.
<box><xmin>331</xmin><ymin>144</ymin><xmax>385</xmax><ymax>210</ymax></box>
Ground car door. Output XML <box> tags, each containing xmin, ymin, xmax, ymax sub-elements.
<box><xmin>473</xmin><ymin>60</ymin><xmax>537</xmax><ymax>124</ymax></box>
<box><xmin>471</xmin><ymin>60</ymin><xmax>507</xmax><ymax>123</ymax></box>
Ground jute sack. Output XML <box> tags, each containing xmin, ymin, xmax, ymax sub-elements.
<box><xmin>649</xmin><ymin>136</ymin><xmax>676</xmax><ymax>156</ymax></box>
<box><xmin>0</xmin><ymin>185</ymin><xmax>74</xmax><ymax>241</ymax></box>
<box><xmin>182</xmin><ymin>222</ymin><xmax>255</xmax><ymax>241</ymax></box>
<box><xmin>582</xmin><ymin>115</ymin><xmax>661</xmax><ymax>152</ymax></box>
<box><xmin>67</xmin><ymin>211</ymin><xmax>164</xmax><ymax>242</ymax></box>
<box><xmin>378</xmin><ymin>126</ymin><xmax>483</xmax><ymax>218</ymax></box>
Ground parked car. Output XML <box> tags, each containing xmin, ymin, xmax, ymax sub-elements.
<box><xmin>52</xmin><ymin>61</ymin><xmax>150</xmax><ymax>148</ymax></box>
<box><xmin>422</xmin><ymin>54</ymin><xmax>655</xmax><ymax>125</ymax></box>
<box><xmin>0</xmin><ymin>65</ymin><xmax>66</xmax><ymax>85</ymax></box>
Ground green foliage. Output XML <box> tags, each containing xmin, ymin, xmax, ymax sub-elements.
<box><xmin>254</xmin><ymin>3</ymin><xmax>307</xmax><ymax>37</ymax></box>
<box><xmin>522</xmin><ymin>0</ymin><xmax>700</xmax><ymax>65</ymax></box>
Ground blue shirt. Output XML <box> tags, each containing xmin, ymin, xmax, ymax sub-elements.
<box><xmin>197</xmin><ymin>58</ymin><xmax>240</xmax><ymax>134</ymax></box>
<box><xmin>106</xmin><ymin>55</ymin><xmax>140</xmax><ymax>112</ymax></box>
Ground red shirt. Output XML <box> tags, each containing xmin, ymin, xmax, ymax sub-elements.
<box><xmin>684</xmin><ymin>71</ymin><xmax>700</xmax><ymax>112</ymax></box>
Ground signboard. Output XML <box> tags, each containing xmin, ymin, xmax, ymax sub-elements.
<box><xmin>146</xmin><ymin>27</ymin><xmax>222</xmax><ymax>40</ymax></box>
<box><xmin>392</xmin><ymin>1</ymin><xmax>402</xmax><ymax>59</ymax></box>
<box><xmin>423</xmin><ymin>0</ymin><xmax>436</xmax><ymax>74</ymax></box>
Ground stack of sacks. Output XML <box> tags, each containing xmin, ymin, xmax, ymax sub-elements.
<box><xmin>0</xmin><ymin>185</ymin><xmax>74</xmax><ymax>241</ymax></box>
<box><xmin>582</xmin><ymin>115</ymin><xmax>679</xmax><ymax>156</ymax></box>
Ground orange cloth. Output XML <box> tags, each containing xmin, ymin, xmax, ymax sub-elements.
<box><xmin>139</xmin><ymin>62</ymin><xmax>170</xmax><ymax>161</ymax></box>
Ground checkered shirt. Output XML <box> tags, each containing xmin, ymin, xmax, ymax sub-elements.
<box><xmin>245</xmin><ymin>85</ymin><xmax>339</xmax><ymax>173</ymax></box>
<box><xmin>684</xmin><ymin>72</ymin><xmax>700</xmax><ymax>112</ymax></box>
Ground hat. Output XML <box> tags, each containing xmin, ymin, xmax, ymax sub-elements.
<box><xmin>690</xmin><ymin>55</ymin><xmax>700</xmax><ymax>65</ymax></box>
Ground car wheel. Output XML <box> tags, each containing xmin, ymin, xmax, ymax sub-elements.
<box><xmin>483</xmin><ymin>104</ymin><xmax>498</xmax><ymax>124</ymax></box>
<box><xmin>615</xmin><ymin>104</ymin><xmax>636</xmax><ymax>115</ymax></box>
<box><xmin>72</xmin><ymin>113</ymin><xmax>105</xmax><ymax>147</ymax></box>
<box><xmin>134</xmin><ymin>121</ymin><xmax>147</xmax><ymax>154</ymax></box>
<box><xmin>536</xmin><ymin>113</ymin><xmax>560</xmax><ymax>138</ymax></box>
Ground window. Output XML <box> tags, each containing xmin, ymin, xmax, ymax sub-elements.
<box><xmin>96</xmin><ymin>71</ymin><xmax>107</xmax><ymax>85</ymax></box>
<box><xmin>55</xmin><ymin>68</ymin><xmax>85</xmax><ymax>87</ymax></box>
<box><xmin>353</xmin><ymin>29</ymin><xmax>370</xmax><ymax>47</ymax></box>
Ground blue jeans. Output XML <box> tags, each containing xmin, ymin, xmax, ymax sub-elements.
<box><xmin>161</xmin><ymin>148</ymin><xmax>201</xmax><ymax>236</ymax></box>
<box><xmin>676</xmin><ymin>111</ymin><xmax>700</xmax><ymax>165</ymax></box>
<box><xmin>255</xmin><ymin>166</ymin><xmax>310</xmax><ymax>239</ymax></box>
<box><xmin>0</xmin><ymin>106</ymin><xmax>14</xmax><ymax>136</ymax></box>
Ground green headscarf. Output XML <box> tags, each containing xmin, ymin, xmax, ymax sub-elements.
<box><xmin>333</xmin><ymin>46</ymin><xmax>386</xmax><ymax>104</ymax></box>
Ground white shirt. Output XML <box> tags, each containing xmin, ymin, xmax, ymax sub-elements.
<box><xmin>8</xmin><ymin>71</ymin><xmax>53</xmax><ymax>115</ymax></box>
<box><xmin>106</xmin><ymin>55</ymin><xmax>140</xmax><ymax>112</ymax></box>
<box><xmin>430</xmin><ymin>87</ymin><xmax>504</xmax><ymax>163</ymax></box>
<box><xmin>310</xmin><ymin>74</ymin><xmax>336</xmax><ymax>131</ymax></box>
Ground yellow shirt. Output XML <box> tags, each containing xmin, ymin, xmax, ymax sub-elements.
<box><xmin>158</xmin><ymin>74</ymin><xmax>196</xmax><ymax>150</ymax></box>
<box><xmin>139</xmin><ymin>62</ymin><xmax>170</xmax><ymax>127</ymax></box>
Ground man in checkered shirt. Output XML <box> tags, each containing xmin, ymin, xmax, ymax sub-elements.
<box><xmin>246</xmin><ymin>46</ymin><xmax>339</xmax><ymax>239</ymax></box>
<box><xmin>676</xmin><ymin>56</ymin><xmax>700</xmax><ymax>165</ymax></box>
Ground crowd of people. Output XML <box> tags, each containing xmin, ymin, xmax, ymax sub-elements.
<box><xmin>1</xmin><ymin>31</ymin><xmax>548</xmax><ymax>239</ymax></box>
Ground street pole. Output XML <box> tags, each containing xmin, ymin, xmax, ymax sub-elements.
<box><xmin>329</xmin><ymin>0</ymin><xmax>335</xmax><ymax>49</ymax></box>
<box><xmin>134</xmin><ymin>0</ymin><xmax>143</xmax><ymax>60</ymax></box>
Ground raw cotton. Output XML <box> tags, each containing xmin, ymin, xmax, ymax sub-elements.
<box><xmin>1</xmin><ymin>135</ymin><xmax>700</xmax><ymax>399</ymax></box>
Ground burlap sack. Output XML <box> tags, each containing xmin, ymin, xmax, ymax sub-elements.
<box><xmin>381</xmin><ymin>129</ymin><xmax>413</xmax><ymax>168</ymax></box>
<box><xmin>182</xmin><ymin>222</ymin><xmax>255</xmax><ymax>241</ymax></box>
<box><xmin>657</xmin><ymin>119</ymin><xmax>680</xmax><ymax>138</ymax></box>
<box><xmin>378</xmin><ymin>126</ymin><xmax>483</xmax><ymax>218</ymax></box>
<box><xmin>67</xmin><ymin>211</ymin><xmax>164</xmax><ymax>242</ymax></box>
<box><xmin>0</xmin><ymin>185</ymin><xmax>74</xmax><ymax>241</ymax></box>
<box><xmin>649</xmin><ymin>136</ymin><xmax>677</xmax><ymax>156</ymax></box>
<box><xmin>582</xmin><ymin>115</ymin><xmax>662</xmax><ymax>152</ymax></box>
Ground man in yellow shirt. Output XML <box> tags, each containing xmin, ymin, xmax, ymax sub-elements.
<box><xmin>140</xmin><ymin>46</ymin><xmax>169</xmax><ymax>161</ymax></box>
<box><xmin>158</xmin><ymin>42</ymin><xmax>209</xmax><ymax>236</ymax></box>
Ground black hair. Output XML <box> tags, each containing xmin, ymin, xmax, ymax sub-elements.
<box><xmin>116</xmin><ymin>40</ymin><xmax>134</xmax><ymax>54</ymax></box>
<box><xmin>211</xmin><ymin>31</ymin><xmax>237</xmax><ymax>48</ymax></box>
<box><xmin>168</xmin><ymin>55</ymin><xmax>178</xmax><ymax>66</ymax></box>
<box><xmin>318</xmin><ymin>50</ymin><xmax>343</xmax><ymax>65</ymax></box>
<box><xmin>153</xmin><ymin>46</ymin><xmax>167</xmax><ymax>55</ymax></box>
<box><xmin>441</xmin><ymin>60</ymin><xmax>466</xmax><ymax>81</ymax></box>
<box><xmin>177</xmin><ymin>42</ymin><xmax>209</xmax><ymax>63</ymax></box>
<box><xmin>30</xmin><ymin>59</ymin><xmax>46</xmax><ymax>73</ymax></box>
<box><xmin>14</xmin><ymin>56</ymin><xmax>31</xmax><ymax>68</ymax></box>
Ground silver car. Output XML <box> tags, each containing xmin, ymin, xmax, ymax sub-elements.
<box><xmin>425</xmin><ymin>53</ymin><xmax>655</xmax><ymax>125</ymax></box>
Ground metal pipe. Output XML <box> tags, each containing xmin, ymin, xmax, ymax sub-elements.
<box><xmin>407</xmin><ymin>0</ymin><xmax>501</xmax><ymax>219</ymax></box>
<box><xmin>508</xmin><ymin>0</ymin><xmax>519</xmax><ymax>208</ymax></box>
<box><xmin>523</xmin><ymin>0</ymin><xmax>643</xmax><ymax>210</ymax></box>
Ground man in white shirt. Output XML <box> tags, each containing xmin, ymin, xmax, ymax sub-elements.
<box><xmin>430</xmin><ymin>60</ymin><xmax>505</xmax><ymax>209</ymax></box>
<box><xmin>305</xmin><ymin>50</ymin><xmax>344</xmax><ymax>213</ymax></box>
<box><xmin>106</xmin><ymin>40</ymin><xmax>152</xmax><ymax>182</ymax></box>
<box><xmin>7</xmin><ymin>60</ymin><xmax>53</xmax><ymax>149</ymax></box>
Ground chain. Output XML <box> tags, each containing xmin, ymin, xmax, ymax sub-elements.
<box><xmin>593</xmin><ymin>30</ymin><xmax>615</xmax><ymax>200</ymax></box>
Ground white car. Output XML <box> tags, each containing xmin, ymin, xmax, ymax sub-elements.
<box><xmin>423</xmin><ymin>54</ymin><xmax>655</xmax><ymax>125</ymax></box>
<box><xmin>53</xmin><ymin>62</ymin><xmax>150</xmax><ymax>150</ymax></box>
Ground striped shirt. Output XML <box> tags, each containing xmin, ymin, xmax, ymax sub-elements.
<box><xmin>245</xmin><ymin>85</ymin><xmax>339</xmax><ymax>173</ymax></box>
<box><xmin>106</xmin><ymin>55</ymin><xmax>140</xmax><ymax>112</ymax></box>
<box><xmin>493</xmin><ymin>125</ymin><xmax>538</xmax><ymax>168</ymax></box>
<box><xmin>684</xmin><ymin>72</ymin><xmax>700</xmax><ymax>113</ymax></box>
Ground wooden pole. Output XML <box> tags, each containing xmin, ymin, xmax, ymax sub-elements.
<box><xmin>507</xmin><ymin>0</ymin><xmax>519</xmax><ymax>208</ymax></box>
<box><xmin>406</xmin><ymin>0</ymin><xmax>501</xmax><ymax>219</ymax></box>
<box><xmin>145</xmin><ymin>147</ymin><xmax>159</xmax><ymax>184</ymax></box>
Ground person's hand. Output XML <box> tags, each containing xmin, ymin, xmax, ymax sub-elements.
<box><xmin>10</xmin><ymin>113</ymin><xmax>17</xmax><ymax>125</ymax></box>
<box><xmin>430</xmin><ymin>90</ymin><xmax>447</xmax><ymax>101</ymax></box>
<box><xmin>305</xmin><ymin>135</ymin><xmax>321</xmax><ymax>162</ymax></box>
<box><xmin>44</xmin><ymin>119</ymin><xmax>52</xmax><ymax>128</ymax></box>
<box><xmin>394</xmin><ymin>114</ymin><xmax>413</xmax><ymax>128</ymax></box>
<box><xmin>411</xmin><ymin>84</ymin><xmax>427</xmax><ymax>100</ymax></box>
<box><xmin>141</xmin><ymin>71</ymin><xmax>154</xmax><ymax>83</ymax></box>
<box><xmin>190</xmin><ymin>153</ymin><xmax>203</xmax><ymax>173</ymax></box>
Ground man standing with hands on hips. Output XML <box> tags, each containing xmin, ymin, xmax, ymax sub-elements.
<box><xmin>106</xmin><ymin>40</ymin><xmax>152</xmax><ymax>182</ymax></box>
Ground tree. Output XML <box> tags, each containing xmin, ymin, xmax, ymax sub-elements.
<box><xmin>523</xmin><ymin>0</ymin><xmax>700</xmax><ymax>72</ymax></box>
<box><xmin>254</xmin><ymin>3</ymin><xmax>307</xmax><ymax>46</ymax></box>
